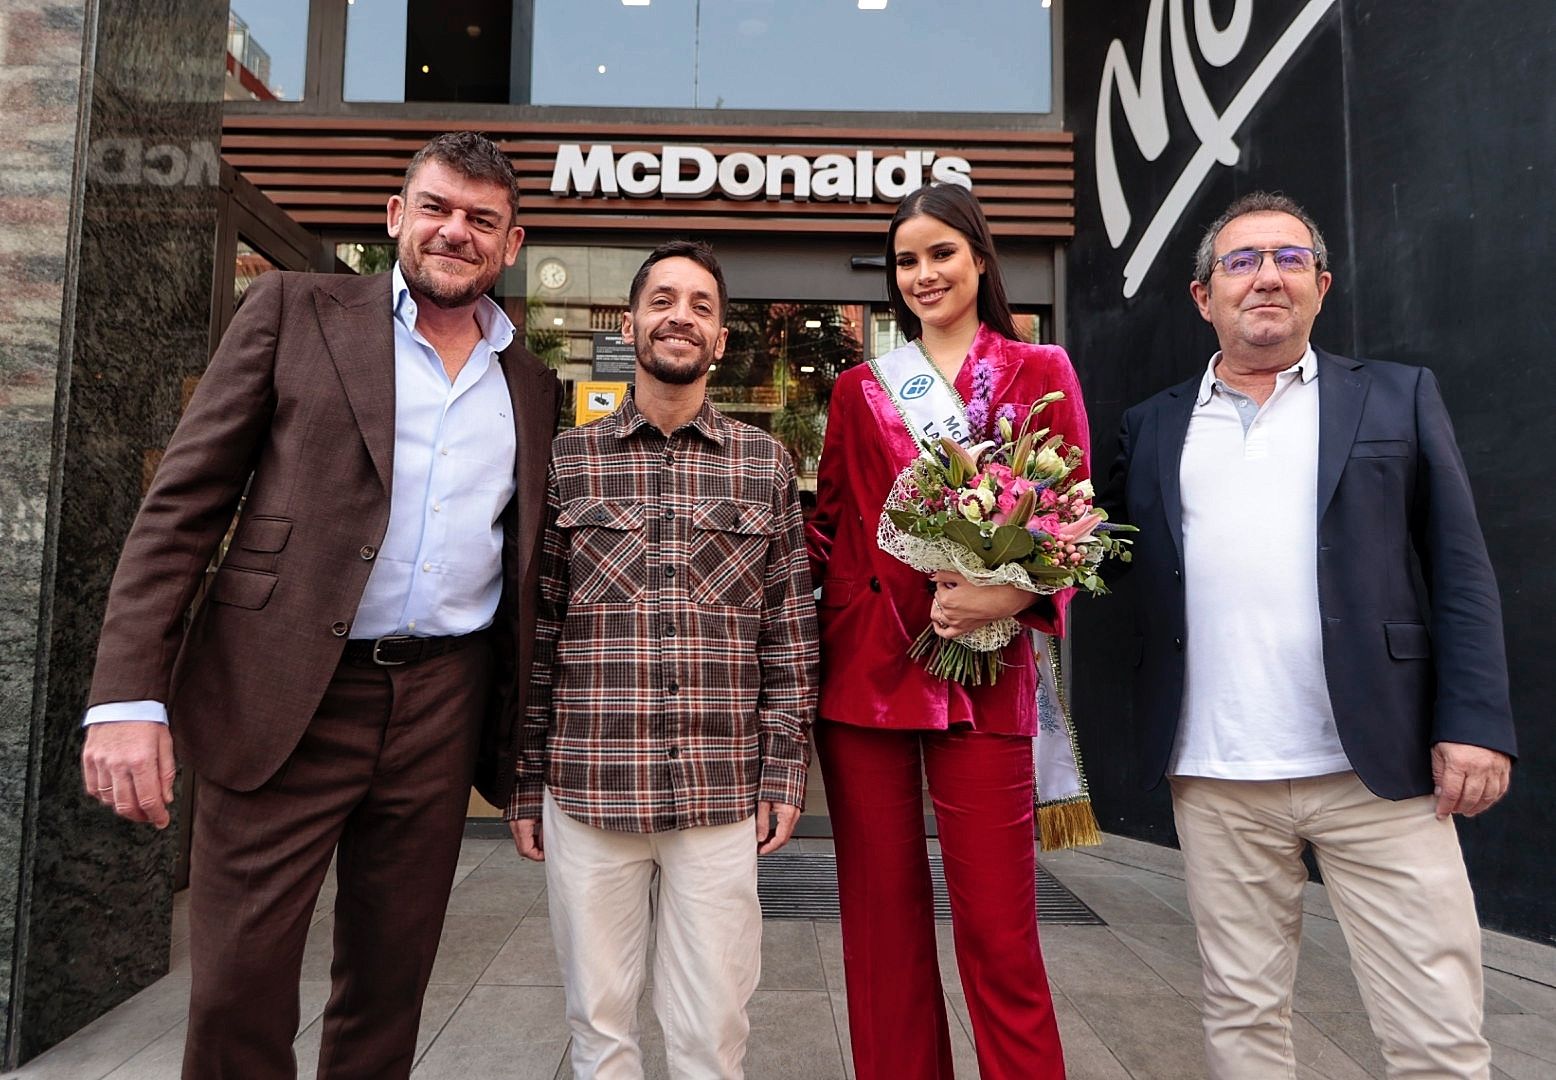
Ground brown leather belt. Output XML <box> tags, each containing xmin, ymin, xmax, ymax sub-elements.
<box><xmin>342</xmin><ymin>632</ymin><xmax>480</xmax><ymax>667</ymax></box>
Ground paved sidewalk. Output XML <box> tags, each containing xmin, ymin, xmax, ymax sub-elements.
<box><xmin>7</xmin><ymin>833</ymin><xmax>1554</xmax><ymax>1078</ymax></box>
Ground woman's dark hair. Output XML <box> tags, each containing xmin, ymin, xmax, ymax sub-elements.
<box><xmin>885</xmin><ymin>184</ymin><xmax>1018</xmax><ymax>342</ymax></box>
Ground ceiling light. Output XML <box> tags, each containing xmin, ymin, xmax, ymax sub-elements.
<box><xmin>597</xmin><ymin>64</ymin><xmax>607</xmax><ymax>74</ymax></box>
<box><xmin>552</xmin><ymin>317</ymin><xmax>564</xmax><ymax>326</ymax></box>
<box><xmin>858</xmin><ymin>0</ymin><xmax>888</xmax><ymax>9</ymax></box>
<box><xmin>622</xmin><ymin>0</ymin><xmax>651</xmax><ymax>6</ymax></box>
<box><xmin>804</xmin><ymin>319</ymin><xmax>822</xmax><ymax>328</ymax></box>
<box><xmin>799</xmin><ymin>365</ymin><xmax>816</xmax><ymax>373</ymax></box>
<box><xmin>420</xmin><ymin>65</ymin><xmax>430</xmax><ymax>74</ymax></box>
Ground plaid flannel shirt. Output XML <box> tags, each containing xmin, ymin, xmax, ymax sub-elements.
<box><xmin>507</xmin><ymin>393</ymin><xmax>819</xmax><ymax>832</ymax></box>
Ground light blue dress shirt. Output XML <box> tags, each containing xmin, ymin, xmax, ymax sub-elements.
<box><xmin>352</xmin><ymin>263</ymin><xmax>518</xmax><ymax>638</ymax></box>
<box><xmin>85</xmin><ymin>264</ymin><xmax>518</xmax><ymax>725</ymax></box>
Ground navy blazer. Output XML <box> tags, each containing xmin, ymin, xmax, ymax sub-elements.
<box><xmin>1102</xmin><ymin>349</ymin><xmax>1515</xmax><ymax>799</ymax></box>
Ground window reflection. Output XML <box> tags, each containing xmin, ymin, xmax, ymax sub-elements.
<box><xmin>226</xmin><ymin>2</ymin><xmax>309</xmax><ymax>102</ymax></box>
<box><xmin>234</xmin><ymin>241</ymin><xmax>278</xmax><ymax>305</ymax></box>
<box><xmin>341</xmin><ymin>1</ymin><xmax>1051</xmax><ymax>111</ymax></box>
<box><xmin>346</xmin><ymin>0</ymin><xmax>517</xmax><ymax>103</ymax></box>
<box><xmin>337</xmin><ymin>242</ymin><xmax>396</xmax><ymax>276</ymax></box>
<box><xmin>531</xmin><ymin>0</ymin><xmax>1052</xmax><ymax>113</ymax></box>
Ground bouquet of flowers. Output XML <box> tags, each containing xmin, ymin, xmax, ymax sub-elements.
<box><xmin>878</xmin><ymin>364</ymin><xmax>1135</xmax><ymax>685</ymax></box>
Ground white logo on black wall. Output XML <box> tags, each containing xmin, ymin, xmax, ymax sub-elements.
<box><xmin>1095</xmin><ymin>0</ymin><xmax>1337</xmax><ymax>299</ymax></box>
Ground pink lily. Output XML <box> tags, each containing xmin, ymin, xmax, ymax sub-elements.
<box><xmin>1055</xmin><ymin>512</ymin><xmax>1104</xmax><ymax>544</ymax></box>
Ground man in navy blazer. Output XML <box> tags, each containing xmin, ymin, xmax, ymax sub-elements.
<box><xmin>1103</xmin><ymin>192</ymin><xmax>1515</xmax><ymax>1079</ymax></box>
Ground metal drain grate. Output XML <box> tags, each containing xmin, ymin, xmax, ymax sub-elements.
<box><xmin>757</xmin><ymin>852</ymin><xmax>1104</xmax><ymax>925</ymax></box>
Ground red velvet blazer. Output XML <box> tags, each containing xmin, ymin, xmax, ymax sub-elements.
<box><xmin>806</xmin><ymin>325</ymin><xmax>1090</xmax><ymax>734</ymax></box>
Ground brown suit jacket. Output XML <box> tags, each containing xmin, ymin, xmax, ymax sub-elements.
<box><xmin>88</xmin><ymin>270</ymin><xmax>558</xmax><ymax>806</ymax></box>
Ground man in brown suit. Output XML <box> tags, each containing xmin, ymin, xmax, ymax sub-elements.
<box><xmin>79</xmin><ymin>131</ymin><xmax>558</xmax><ymax>1078</ymax></box>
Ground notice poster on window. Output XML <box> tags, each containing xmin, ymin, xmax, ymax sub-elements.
<box><xmin>591</xmin><ymin>331</ymin><xmax>637</xmax><ymax>381</ymax></box>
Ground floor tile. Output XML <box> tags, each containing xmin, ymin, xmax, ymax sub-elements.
<box><xmin>428</xmin><ymin>912</ymin><xmax>525</xmax><ymax>985</ymax></box>
<box><xmin>478</xmin><ymin>916</ymin><xmax>563</xmax><ymax>986</ymax></box>
<box><xmin>444</xmin><ymin>866</ymin><xmax>547</xmax><ymax>916</ymax></box>
<box><xmin>1055</xmin><ymin>874</ymin><xmax>1192</xmax><ymax>927</ymax></box>
<box><xmin>100</xmin><ymin>1022</ymin><xmax>185</xmax><ymax>1080</ymax></box>
<box><xmin>828</xmin><ymin>992</ymin><xmax>854</xmax><ymax>1080</ymax></box>
<box><xmin>1062</xmin><ymin>990</ymin><xmax>1205</xmax><ymax>1079</ymax></box>
<box><xmin>1051</xmin><ymin>992</ymin><xmax>1131</xmax><ymax>1080</ymax></box>
<box><xmin>1038</xmin><ymin>926</ymin><xmax>1179</xmax><ymax>998</ymax></box>
<box><xmin>1482</xmin><ymin>1012</ymin><xmax>1556</xmax><ymax>1065</ymax></box>
<box><xmin>5</xmin><ymin>978</ymin><xmax>190</xmax><ymax>1080</ymax></box>
<box><xmin>1490</xmin><ymin>1039</ymin><xmax>1556</xmax><ymax>1079</ymax></box>
<box><xmin>1107</xmin><ymin>924</ymin><xmax>1205</xmax><ymax>998</ymax></box>
<box><xmin>758</xmin><ymin>920</ymin><xmax>825</xmax><ymax>990</ymax></box>
<box><xmin>745</xmin><ymin>990</ymin><xmax>847</xmax><ymax>1079</ymax></box>
<box><xmin>1486</xmin><ymin>968</ymin><xmax>1556</xmax><ymax>1016</ymax></box>
<box><xmin>814</xmin><ymin>920</ymin><xmax>846</xmax><ymax>991</ymax></box>
<box><xmin>1291</xmin><ymin>1012</ymin><xmax>1377</xmax><ymax>1079</ymax></box>
<box><xmin>1300</xmin><ymin>1010</ymin><xmax>1388</xmax><ymax>1077</ymax></box>
<box><xmin>410</xmin><ymin>985</ymin><xmax>570</xmax><ymax>1079</ymax></box>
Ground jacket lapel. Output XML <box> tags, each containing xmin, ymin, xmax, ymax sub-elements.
<box><xmin>1315</xmin><ymin>350</ymin><xmax>1369</xmax><ymax>521</ymax></box>
<box><xmin>499</xmin><ymin>347</ymin><xmax>557</xmax><ymax>579</ymax></box>
<box><xmin>318</xmin><ymin>273</ymin><xmax>396</xmax><ymax>493</ymax></box>
<box><xmin>1157</xmin><ymin>378</ymin><xmax>1198</xmax><ymax>565</ymax></box>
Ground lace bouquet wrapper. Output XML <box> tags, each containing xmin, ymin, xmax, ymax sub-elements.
<box><xmin>876</xmin><ymin>390</ymin><xmax>1135</xmax><ymax>685</ymax></box>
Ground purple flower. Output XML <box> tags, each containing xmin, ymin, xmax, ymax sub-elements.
<box><xmin>967</xmin><ymin>359</ymin><xmax>995</xmax><ymax>440</ymax></box>
<box><xmin>996</xmin><ymin>403</ymin><xmax>1017</xmax><ymax>424</ymax></box>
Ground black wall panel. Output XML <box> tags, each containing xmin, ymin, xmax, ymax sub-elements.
<box><xmin>1063</xmin><ymin>0</ymin><xmax>1556</xmax><ymax>941</ymax></box>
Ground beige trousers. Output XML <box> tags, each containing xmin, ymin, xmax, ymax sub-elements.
<box><xmin>542</xmin><ymin>790</ymin><xmax>762</xmax><ymax>1080</ymax></box>
<box><xmin>1170</xmin><ymin>773</ymin><xmax>1488</xmax><ymax>1080</ymax></box>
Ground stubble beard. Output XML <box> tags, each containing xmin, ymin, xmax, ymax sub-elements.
<box><xmin>400</xmin><ymin>238</ymin><xmax>499</xmax><ymax>310</ymax></box>
<box><xmin>635</xmin><ymin>334</ymin><xmax>714</xmax><ymax>386</ymax></box>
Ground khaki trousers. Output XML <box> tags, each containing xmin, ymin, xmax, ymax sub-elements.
<box><xmin>542</xmin><ymin>790</ymin><xmax>762</xmax><ymax>1080</ymax></box>
<box><xmin>1170</xmin><ymin>773</ymin><xmax>1488</xmax><ymax>1080</ymax></box>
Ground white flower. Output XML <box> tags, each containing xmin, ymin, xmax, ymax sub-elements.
<box><xmin>1070</xmin><ymin>479</ymin><xmax>1095</xmax><ymax>500</ymax></box>
<box><xmin>957</xmin><ymin>487</ymin><xmax>995</xmax><ymax>521</ymax></box>
<box><xmin>1033</xmin><ymin>446</ymin><xmax>1065</xmax><ymax>475</ymax></box>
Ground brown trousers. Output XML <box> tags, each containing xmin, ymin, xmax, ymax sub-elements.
<box><xmin>182</xmin><ymin>639</ymin><xmax>491</xmax><ymax>1079</ymax></box>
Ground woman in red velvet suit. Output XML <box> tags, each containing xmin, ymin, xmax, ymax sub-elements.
<box><xmin>808</xmin><ymin>184</ymin><xmax>1087</xmax><ymax>1079</ymax></box>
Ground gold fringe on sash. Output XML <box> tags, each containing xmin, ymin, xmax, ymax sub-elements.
<box><xmin>1035</xmin><ymin>635</ymin><xmax>1103</xmax><ymax>852</ymax></box>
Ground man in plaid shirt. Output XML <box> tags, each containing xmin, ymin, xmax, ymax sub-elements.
<box><xmin>506</xmin><ymin>240</ymin><xmax>819</xmax><ymax>1079</ymax></box>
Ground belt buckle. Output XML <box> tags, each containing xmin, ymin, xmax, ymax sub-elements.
<box><xmin>371</xmin><ymin>635</ymin><xmax>411</xmax><ymax>666</ymax></box>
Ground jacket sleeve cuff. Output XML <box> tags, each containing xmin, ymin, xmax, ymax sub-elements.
<box><xmin>1017</xmin><ymin>587</ymin><xmax>1073</xmax><ymax>637</ymax></box>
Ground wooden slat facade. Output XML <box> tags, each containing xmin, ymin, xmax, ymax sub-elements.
<box><xmin>221</xmin><ymin>116</ymin><xmax>1074</xmax><ymax>238</ymax></box>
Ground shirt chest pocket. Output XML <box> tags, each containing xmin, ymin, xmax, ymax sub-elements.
<box><xmin>558</xmin><ymin>499</ymin><xmax>645</xmax><ymax>605</ymax></box>
<box><xmin>690</xmin><ymin>500</ymin><xmax>772</xmax><ymax>609</ymax></box>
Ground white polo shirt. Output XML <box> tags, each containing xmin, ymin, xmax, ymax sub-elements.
<box><xmin>1169</xmin><ymin>347</ymin><xmax>1352</xmax><ymax>780</ymax></box>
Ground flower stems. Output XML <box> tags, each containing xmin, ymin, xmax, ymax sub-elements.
<box><xmin>906</xmin><ymin>625</ymin><xmax>1007</xmax><ymax>686</ymax></box>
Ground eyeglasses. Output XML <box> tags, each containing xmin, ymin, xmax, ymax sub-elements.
<box><xmin>1212</xmin><ymin>246</ymin><xmax>1319</xmax><ymax>276</ymax></box>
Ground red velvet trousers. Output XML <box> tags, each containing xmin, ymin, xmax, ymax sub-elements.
<box><xmin>816</xmin><ymin>720</ymin><xmax>1066</xmax><ymax>1080</ymax></box>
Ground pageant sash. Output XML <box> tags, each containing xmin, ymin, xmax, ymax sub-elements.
<box><xmin>1034</xmin><ymin>634</ymin><xmax>1102</xmax><ymax>850</ymax></box>
<box><xmin>867</xmin><ymin>341</ymin><xmax>973</xmax><ymax>449</ymax></box>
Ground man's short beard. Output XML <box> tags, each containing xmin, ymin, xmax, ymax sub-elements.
<box><xmin>400</xmin><ymin>241</ymin><xmax>498</xmax><ymax>310</ymax></box>
<box><xmin>635</xmin><ymin>338</ymin><xmax>714</xmax><ymax>386</ymax></box>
